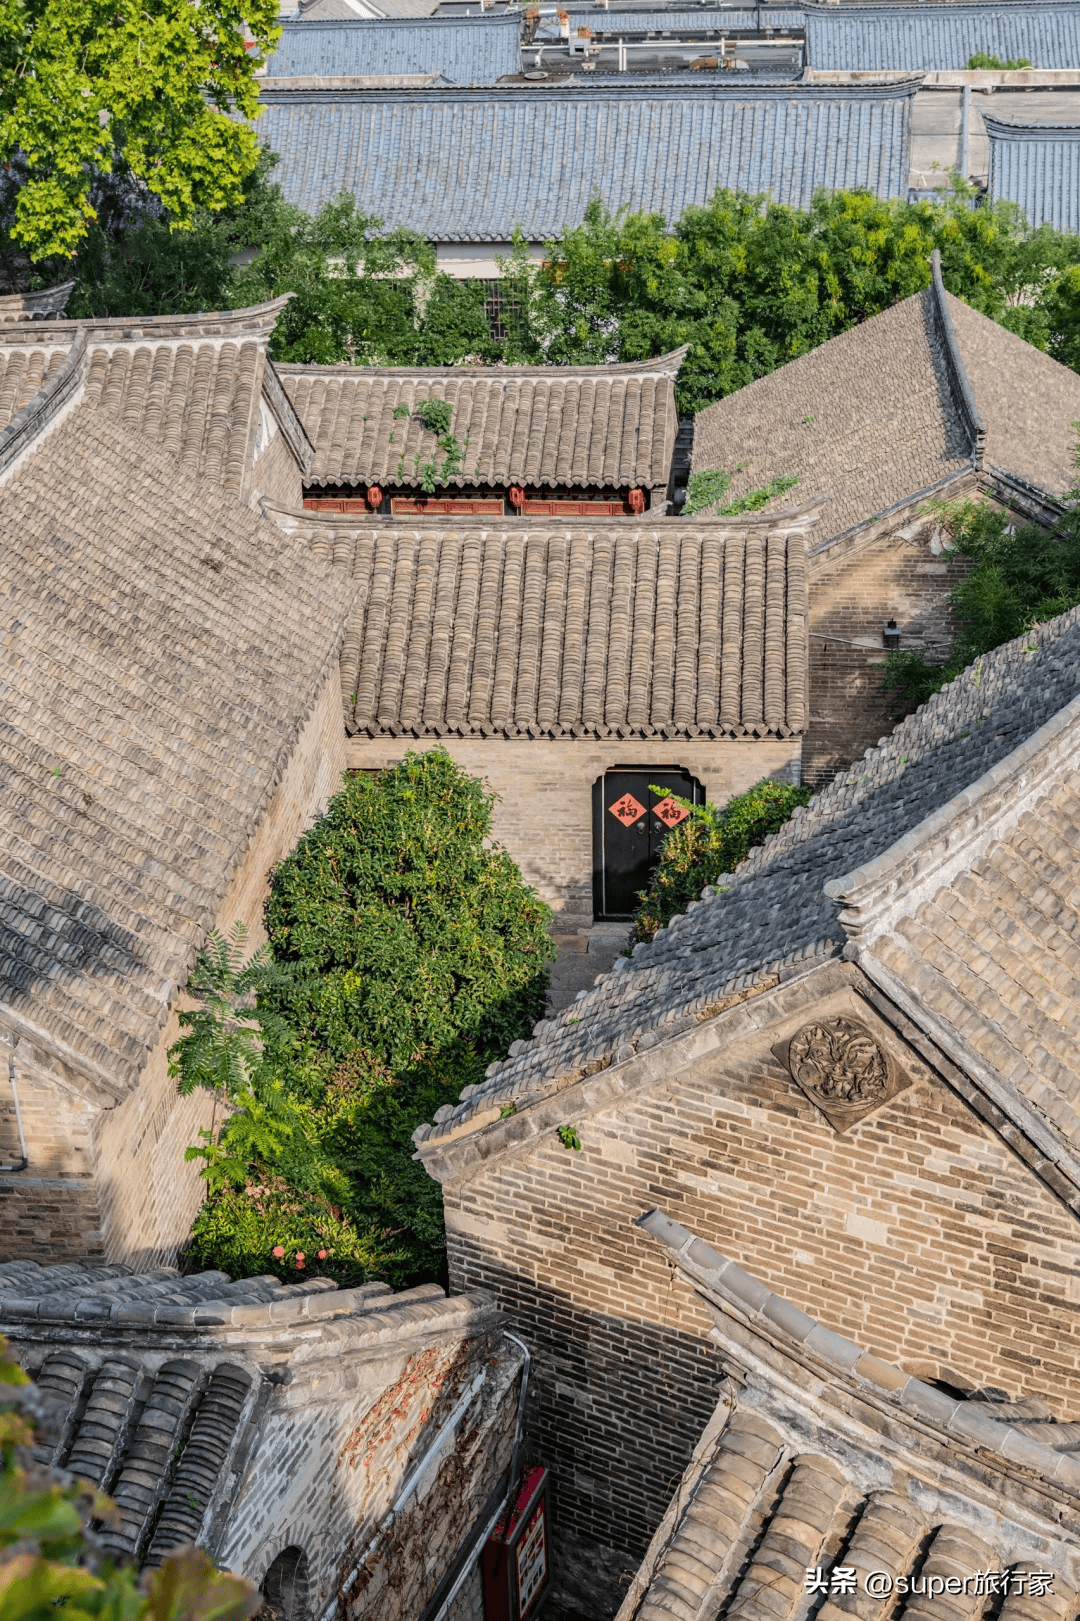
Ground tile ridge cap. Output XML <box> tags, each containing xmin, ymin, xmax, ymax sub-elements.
<box><xmin>825</xmin><ymin>683</ymin><xmax>1080</xmax><ymax>932</ymax></box>
<box><xmin>930</xmin><ymin>250</ymin><xmax>987</xmax><ymax>468</ymax></box>
<box><xmin>0</xmin><ymin>328</ymin><xmax>88</xmax><ymax>484</ymax></box>
<box><xmin>637</xmin><ymin>1208</ymin><xmax>1080</xmax><ymax>1494</ymax></box>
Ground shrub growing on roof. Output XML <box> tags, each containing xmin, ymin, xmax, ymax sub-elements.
<box><xmin>631</xmin><ymin>779</ymin><xmax>812</xmax><ymax>945</ymax></box>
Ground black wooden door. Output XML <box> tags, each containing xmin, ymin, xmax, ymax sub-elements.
<box><xmin>593</xmin><ymin>768</ymin><xmax>703</xmax><ymax>919</ymax></box>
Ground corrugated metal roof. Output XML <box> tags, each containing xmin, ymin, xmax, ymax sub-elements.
<box><xmin>264</xmin><ymin>14</ymin><xmax>520</xmax><ymax>84</ymax></box>
<box><xmin>986</xmin><ymin>111</ymin><xmax>1080</xmax><ymax>230</ymax></box>
<box><xmin>804</xmin><ymin>0</ymin><xmax>1080</xmax><ymax>73</ymax></box>
<box><xmin>557</xmin><ymin>9</ymin><xmax>805</xmax><ymax>30</ymax></box>
<box><xmin>256</xmin><ymin>79</ymin><xmax>918</xmax><ymax>241</ymax></box>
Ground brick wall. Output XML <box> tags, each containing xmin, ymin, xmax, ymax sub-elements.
<box><xmin>437</xmin><ymin>964</ymin><xmax>1080</xmax><ymax>1616</ymax></box>
<box><xmin>0</xmin><ymin>663</ymin><xmax>347</xmax><ymax>1268</ymax></box>
<box><xmin>249</xmin><ymin>413</ymin><xmax>304</xmax><ymax>512</ymax></box>
<box><xmin>345</xmin><ymin>736</ymin><xmax>801</xmax><ymax>926</ymax></box>
<box><xmin>216</xmin><ymin>1329</ymin><xmax>522</xmax><ymax>1621</ymax></box>
<box><xmin>805</xmin><ymin>503</ymin><xmax>971</xmax><ymax>787</ymax></box>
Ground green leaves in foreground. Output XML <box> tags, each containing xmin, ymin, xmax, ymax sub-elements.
<box><xmin>0</xmin><ymin>0</ymin><xmax>280</xmax><ymax>261</ymax></box>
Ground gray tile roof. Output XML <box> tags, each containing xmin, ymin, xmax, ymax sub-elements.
<box><xmin>264</xmin><ymin>13</ymin><xmax>521</xmax><ymax>84</ymax></box>
<box><xmin>282</xmin><ymin>506</ymin><xmax>817</xmax><ymax>739</ymax></box>
<box><xmin>297</xmin><ymin>0</ymin><xmax>441</xmax><ymax>16</ymax></box>
<box><xmin>555</xmin><ymin>9</ymin><xmax>806</xmax><ymax>31</ymax></box>
<box><xmin>804</xmin><ymin>0</ymin><xmax>1080</xmax><ymax>73</ymax></box>
<box><xmin>987</xmin><ymin>110</ymin><xmax>1080</xmax><ymax>232</ymax></box>
<box><xmin>0</xmin><ymin>1259</ymin><xmax>493</xmax><ymax>1566</ymax></box>
<box><xmin>626</xmin><ymin>1209</ymin><xmax>1080</xmax><ymax>1621</ymax></box>
<box><xmin>415</xmin><ymin>598</ymin><xmax>1080</xmax><ymax>1145</ymax></box>
<box><xmin>0</xmin><ymin>364</ymin><xmax>348</xmax><ymax>1098</ymax></box>
<box><xmin>277</xmin><ymin>349</ymin><xmax>684</xmax><ymax>492</ymax></box>
<box><xmin>832</xmin><ymin>691</ymin><xmax>1080</xmax><ymax>1166</ymax></box>
<box><xmin>690</xmin><ymin>252</ymin><xmax>1080</xmax><ymax>545</ymax></box>
<box><xmin>0</xmin><ymin>299</ymin><xmax>311</xmax><ymax>501</ymax></box>
<box><xmin>255</xmin><ymin>78</ymin><xmax>919</xmax><ymax>241</ymax></box>
<box><xmin>0</xmin><ymin>281</ymin><xmax>74</xmax><ymax>323</ymax></box>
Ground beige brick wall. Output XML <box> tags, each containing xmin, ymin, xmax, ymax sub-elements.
<box><xmin>249</xmin><ymin>417</ymin><xmax>303</xmax><ymax>512</ymax></box>
<box><xmin>215</xmin><ymin>1330</ymin><xmax>521</xmax><ymax>1621</ymax></box>
<box><xmin>0</xmin><ymin>665</ymin><xmax>348</xmax><ymax>1268</ymax></box>
<box><xmin>441</xmin><ymin>968</ymin><xmax>1080</xmax><ymax>1614</ymax></box>
<box><xmin>345</xmin><ymin>736</ymin><xmax>801</xmax><ymax>923</ymax></box>
<box><xmin>806</xmin><ymin>507</ymin><xmax>970</xmax><ymax>786</ymax></box>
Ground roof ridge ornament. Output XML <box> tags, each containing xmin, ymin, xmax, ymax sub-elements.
<box><xmin>929</xmin><ymin>248</ymin><xmax>987</xmax><ymax>470</ymax></box>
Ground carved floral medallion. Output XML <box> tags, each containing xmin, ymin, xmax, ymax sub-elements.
<box><xmin>774</xmin><ymin>1014</ymin><xmax>909</xmax><ymax>1132</ymax></box>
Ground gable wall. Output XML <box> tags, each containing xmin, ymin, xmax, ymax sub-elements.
<box><xmin>440</xmin><ymin>970</ymin><xmax>1080</xmax><ymax>1616</ymax></box>
<box><xmin>215</xmin><ymin>1330</ymin><xmax>522</xmax><ymax>1620</ymax></box>
<box><xmin>345</xmin><ymin>735</ymin><xmax>801</xmax><ymax>926</ymax></box>
<box><xmin>806</xmin><ymin>504</ymin><xmax>970</xmax><ymax>786</ymax></box>
<box><xmin>249</xmin><ymin>416</ymin><xmax>304</xmax><ymax>512</ymax></box>
<box><xmin>0</xmin><ymin>664</ymin><xmax>347</xmax><ymax>1269</ymax></box>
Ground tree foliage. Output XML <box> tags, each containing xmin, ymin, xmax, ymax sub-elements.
<box><xmin>884</xmin><ymin>457</ymin><xmax>1080</xmax><ymax>707</ymax></box>
<box><xmin>0</xmin><ymin>0</ymin><xmax>279</xmax><ymax>262</ymax></box>
<box><xmin>496</xmin><ymin>183</ymin><xmax>1080</xmax><ymax>412</ymax></box>
<box><xmin>0</xmin><ymin>1336</ymin><xmax>259</xmax><ymax>1621</ymax></box>
<box><xmin>175</xmin><ymin>752</ymin><xmax>554</xmax><ymax>1288</ymax></box>
<box><xmin>631</xmin><ymin>779</ymin><xmax>813</xmax><ymax>945</ymax></box>
<box><xmin>11</xmin><ymin>155</ymin><xmax>1080</xmax><ymax>410</ymax></box>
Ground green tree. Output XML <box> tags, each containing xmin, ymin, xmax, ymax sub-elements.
<box><xmin>178</xmin><ymin>752</ymin><xmax>554</xmax><ymax>1287</ymax></box>
<box><xmin>884</xmin><ymin>454</ymin><xmax>1080</xmax><ymax>706</ymax></box>
<box><xmin>1041</xmin><ymin>264</ymin><xmax>1080</xmax><ymax>371</ymax></box>
<box><xmin>170</xmin><ymin>926</ymin><xmax>398</xmax><ymax>1286</ymax></box>
<box><xmin>0</xmin><ymin>0</ymin><xmax>280</xmax><ymax>263</ymax></box>
<box><xmin>631</xmin><ymin>779</ymin><xmax>812</xmax><ymax>944</ymax></box>
<box><xmin>263</xmin><ymin>750</ymin><xmax>553</xmax><ymax>1071</ymax></box>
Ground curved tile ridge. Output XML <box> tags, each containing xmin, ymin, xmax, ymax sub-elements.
<box><xmin>0</xmin><ymin>1265</ymin><xmax>491</xmax><ymax>1340</ymax></box>
<box><xmin>0</xmin><ymin>328</ymin><xmax>86</xmax><ymax>481</ymax></box>
<box><xmin>261</xmin><ymin>357</ymin><xmax>314</xmax><ymax>476</ymax></box>
<box><xmin>0</xmin><ymin>281</ymin><xmax>75</xmax><ymax>323</ymax></box>
<box><xmin>276</xmin><ymin>345</ymin><xmax>689</xmax><ymax>381</ymax></box>
<box><xmin>0</xmin><ymin>295</ymin><xmax>293</xmax><ymax>349</ymax></box>
<box><xmin>417</xmin><ymin>597</ymin><xmax>1080</xmax><ymax>1147</ymax></box>
<box><xmin>929</xmin><ymin>249</ymin><xmax>986</xmax><ymax>469</ymax></box>
<box><xmin>637</xmin><ymin>1209</ymin><xmax>1080</xmax><ymax>1495</ymax></box>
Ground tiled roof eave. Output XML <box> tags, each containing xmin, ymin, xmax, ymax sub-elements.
<box><xmin>257</xmin><ymin>75</ymin><xmax>924</xmax><ymax>103</ymax></box>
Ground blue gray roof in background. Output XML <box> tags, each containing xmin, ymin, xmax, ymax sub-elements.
<box><xmin>256</xmin><ymin>79</ymin><xmax>918</xmax><ymax>241</ymax></box>
<box><xmin>804</xmin><ymin>0</ymin><xmax>1080</xmax><ymax>72</ymax></box>
<box><xmin>556</xmin><ymin>9</ymin><xmax>805</xmax><ymax>30</ymax></box>
<box><xmin>987</xmin><ymin>112</ymin><xmax>1080</xmax><ymax>232</ymax></box>
<box><xmin>264</xmin><ymin>13</ymin><xmax>520</xmax><ymax>84</ymax></box>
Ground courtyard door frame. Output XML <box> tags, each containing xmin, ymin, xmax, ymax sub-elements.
<box><xmin>592</xmin><ymin>765</ymin><xmax>705</xmax><ymax>921</ymax></box>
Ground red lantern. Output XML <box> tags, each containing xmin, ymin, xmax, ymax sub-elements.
<box><xmin>509</xmin><ymin>485</ymin><xmax>526</xmax><ymax>508</ymax></box>
<box><xmin>366</xmin><ymin>485</ymin><xmax>383</xmax><ymax>509</ymax></box>
<box><xmin>628</xmin><ymin>487</ymin><xmax>646</xmax><ymax>513</ymax></box>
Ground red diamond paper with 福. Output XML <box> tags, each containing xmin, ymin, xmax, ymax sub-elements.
<box><xmin>609</xmin><ymin>793</ymin><xmax>646</xmax><ymax>826</ymax></box>
<box><xmin>652</xmin><ymin>796</ymin><xmax>691</xmax><ymax>828</ymax></box>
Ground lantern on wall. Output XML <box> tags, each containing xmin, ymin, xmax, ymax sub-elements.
<box><xmin>366</xmin><ymin>485</ymin><xmax>383</xmax><ymax>510</ymax></box>
<box><xmin>628</xmin><ymin>487</ymin><xmax>646</xmax><ymax>514</ymax></box>
<box><xmin>509</xmin><ymin>485</ymin><xmax>526</xmax><ymax>509</ymax></box>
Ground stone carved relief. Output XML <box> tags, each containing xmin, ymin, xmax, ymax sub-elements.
<box><xmin>773</xmin><ymin>1015</ymin><xmax>910</xmax><ymax>1133</ymax></box>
